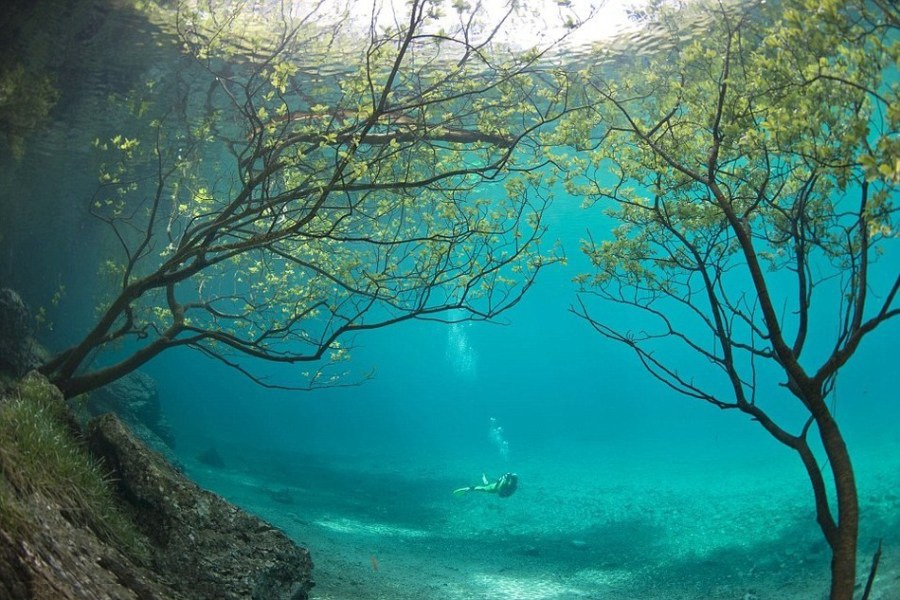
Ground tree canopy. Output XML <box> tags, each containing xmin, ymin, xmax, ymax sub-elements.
<box><xmin>551</xmin><ymin>0</ymin><xmax>897</xmax><ymax>597</ymax></box>
<box><xmin>562</xmin><ymin>0</ymin><xmax>897</xmax><ymax>399</ymax></box>
<box><xmin>40</xmin><ymin>0</ymin><xmax>592</xmax><ymax>397</ymax></box>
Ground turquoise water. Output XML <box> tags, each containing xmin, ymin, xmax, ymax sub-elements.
<box><xmin>157</xmin><ymin>233</ymin><xmax>898</xmax><ymax>598</ymax></box>
<box><xmin>136</xmin><ymin>196</ymin><xmax>899</xmax><ymax>598</ymax></box>
<box><xmin>2</xmin><ymin>1</ymin><xmax>899</xmax><ymax>598</ymax></box>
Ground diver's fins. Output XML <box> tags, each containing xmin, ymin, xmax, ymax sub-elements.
<box><xmin>481</xmin><ymin>473</ymin><xmax>489</xmax><ymax>485</ymax></box>
<box><xmin>452</xmin><ymin>487</ymin><xmax>471</xmax><ymax>496</ymax></box>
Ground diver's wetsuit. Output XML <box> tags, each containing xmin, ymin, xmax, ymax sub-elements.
<box><xmin>453</xmin><ymin>473</ymin><xmax>519</xmax><ymax>497</ymax></box>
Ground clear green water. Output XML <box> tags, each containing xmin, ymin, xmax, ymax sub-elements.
<box><xmin>1</xmin><ymin>1</ymin><xmax>897</xmax><ymax>598</ymax></box>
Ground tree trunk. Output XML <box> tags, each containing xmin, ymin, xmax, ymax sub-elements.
<box><xmin>815</xmin><ymin>406</ymin><xmax>859</xmax><ymax>600</ymax></box>
<box><xmin>46</xmin><ymin>332</ymin><xmax>179</xmax><ymax>398</ymax></box>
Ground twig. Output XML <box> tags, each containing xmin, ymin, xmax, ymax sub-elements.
<box><xmin>861</xmin><ymin>538</ymin><xmax>883</xmax><ymax>600</ymax></box>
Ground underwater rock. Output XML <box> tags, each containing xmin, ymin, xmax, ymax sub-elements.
<box><xmin>1</xmin><ymin>373</ymin><xmax>313</xmax><ymax>599</ymax></box>
<box><xmin>87</xmin><ymin>413</ymin><xmax>314</xmax><ymax>600</ymax></box>
<box><xmin>197</xmin><ymin>446</ymin><xmax>226</xmax><ymax>468</ymax></box>
<box><xmin>0</xmin><ymin>372</ymin><xmax>186</xmax><ymax>599</ymax></box>
<box><xmin>0</xmin><ymin>530</ymin><xmax>32</xmax><ymax>600</ymax></box>
<box><xmin>0</xmin><ymin>492</ymin><xmax>186</xmax><ymax>600</ymax></box>
<box><xmin>0</xmin><ymin>287</ymin><xmax>43</xmax><ymax>379</ymax></box>
<box><xmin>0</xmin><ymin>496</ymin><xmax>187</xmax><ymax>600</ymax></box>
<box><xmin>86</xmin><ymin>370</ymin><xmax>177</xmax><ymax>452</ymax></box>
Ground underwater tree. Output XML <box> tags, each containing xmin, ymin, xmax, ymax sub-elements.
<box><xmin>554</xmin><ymin>0</ymin><xmax>898</xmax><ymax>598</ymax></box>
<box><xmin>39</xmin><ymin>0</ymin><xmax>590</xmax><ymax>398</ymax></box>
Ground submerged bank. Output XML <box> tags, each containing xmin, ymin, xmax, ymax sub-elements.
<box><xmin>0</xmin><ymin>371</ymin><xmax>313</xmax><ymax>600</ymax></box>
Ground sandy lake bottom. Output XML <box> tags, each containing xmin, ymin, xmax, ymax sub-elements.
<box><xmin>174</xmin><ymin>433</ymin><xmax>900</xmax><ymax>600</ymax></box>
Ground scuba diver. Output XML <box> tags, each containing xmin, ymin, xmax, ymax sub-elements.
<box><xmin>453</xmin><ymin>472</ymin><xmax>519</xmax><ymax>498</ymax></box>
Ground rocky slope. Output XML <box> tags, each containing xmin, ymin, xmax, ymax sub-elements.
<box><xmin>0</xmin><ymin>372</ymin><xmax>314</xmax><ymax>600</ymax></box>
